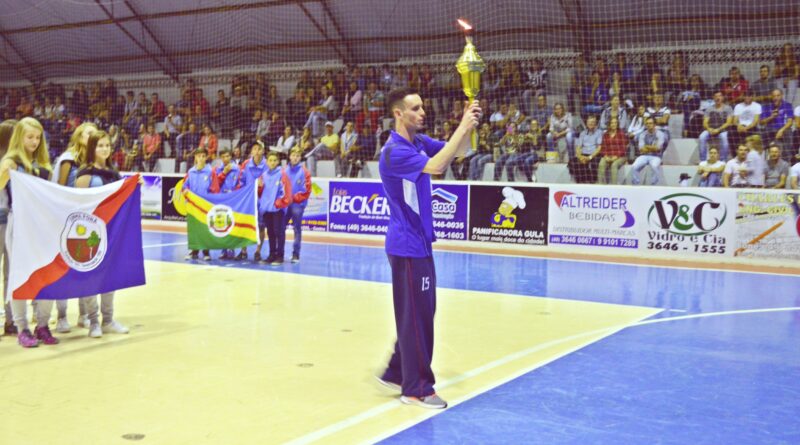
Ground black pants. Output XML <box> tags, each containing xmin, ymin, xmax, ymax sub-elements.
<box><xmin>381</xmin><ymin>255</ymin><xmax>437</xmax><ymax>398</ymax></box>
<box><xmin>568</xmin><ymin>156</ymin><xmax>600</xmax><ymax>183</ymax></box>
<box><xmin>262</xmin><ymin>211</ymin><xmax>286</xmax><ymax>260</ymax></box>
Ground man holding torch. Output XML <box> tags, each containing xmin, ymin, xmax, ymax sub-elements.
<box><xmin>375</xmin><ymin>20</ymin><xmax>483</xmax><ymax>410</ymax></box>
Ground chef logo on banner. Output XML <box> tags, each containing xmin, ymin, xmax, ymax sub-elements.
<box><xmin>469</xmin><ymin>185</ymin><xmax>548</xmax><ymax>245</ymax></box>
<box><xmin>645</xmin><ymin>192</ymin><xmax>731</xmax><ymax>255</ymax></box>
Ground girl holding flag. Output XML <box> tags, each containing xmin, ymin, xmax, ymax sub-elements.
<box><xmin>0</xmin><ymin>119</ymin><xmax>17</xmax><ymax>336</ymax></box>
<box><xmin>0</xmin><ymin>117</ymin><xmax>57</xmax><ymax>347</ymax></box>
<box><xmin>74</xmin><ymin>130</ymin><xmax>130</xmax><ymax>338</ymax></box>
<box><xmin>53</xmin><ymin>122</ymin><xmax>97</xmax><ymax>333</ymax></box>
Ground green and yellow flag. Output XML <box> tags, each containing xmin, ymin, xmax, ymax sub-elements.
<box><xmin>183</xmin><ymin>182</ymin><xmax>259</xmax><ymax>250</ymax></box>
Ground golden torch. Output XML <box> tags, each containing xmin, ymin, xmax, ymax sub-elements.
<box><xmin>455</xmin><ymin>19</ymin><xmax>485</xmax><ymax>151</ymax></box>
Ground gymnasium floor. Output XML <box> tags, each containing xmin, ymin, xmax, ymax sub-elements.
<box><xmin>2</xmin><ymin>229</ymin><xmax>799</xmax><ymax>445</ymax></box>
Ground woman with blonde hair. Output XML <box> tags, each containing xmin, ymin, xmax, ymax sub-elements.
<box><xmin>52</xmin><ymin>121</ymin><xmax>97</xmax><ymax>333</ymax></box>
<box><xmin>0</xmin><ymin>117</ymin><xmax>57</xmax><ymax>347</ymax></box>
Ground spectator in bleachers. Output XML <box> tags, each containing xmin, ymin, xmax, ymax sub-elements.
<box><xmin>517</xmin><ymin>121</ymin><xmax>541</xmax><ymax>182</ymax></box>
<box><xmin>790</xmin><ymin>155</ymin><xmax>800</xmax><ymax>189</ymax></box>
<box><xmin>610</xmin><ymin>52</ymin><xmax>634</xmax><ymax>83</ymax></box>
<box><xmin>357</xmin><ymin>81</ymin><xmax>384</xmax><ymax>132</ymax></box>
<box><xmin>627</xmin><ymin>104</ymin><xmax>648</xmax><ymax>157</ymax></box>
<box><xmin>149</xmin><ymin>93</ymin><xmax>166</xmax><ymax>122</ymax></box>
<box><xmin>490</xmin><ymin>103</ymin><xmax>510</xmax><ymax>138</ymax></box>
<box><xmin>70</xmin><ymin>83</ymin><xmax>88</xmax><ymax>118</ymax></box>
<box><xmin>339</xmin><ymin>121</ymin><xmax>358</xmax><ymax>178</ymax></box>
<box><xmin>608</xmin><ymin>71</ymin><xmax>629</xmax><ymax>107</ymax></box>
<box><xmin>277</xmin><ymin>125</ymin><xmax>299</xmax><ymax>158</ymax></box>
<box><xmin>647</xmin><ymin>93</ymin><xmax>671</xmax><ymax>146</ymax></box>
<box><xmin>696</xmin><ymin>146</ymin><xmax>725</xmax><ymax>187</ymax></box>
<box><xmin>140</xmin><ymin>123</ymin><xmax>162</xmax><ymax>172</ymax></box>
<box><xmin>745</xmin><ymin>134</ymin><xmax>767</xmax><ymax>187</ymax></box>
<box><xmin>285</xmin><ymin>89</ymin><xmax>306</xmax><ymax>131</ymax></box>
<box><xmin>174</xmin><ymin>123</ymin><xmax>198</xmax><ymax>172</ymax></box>
<box><xmin>765</xmin><ymin>143</ymin><xmax>789</xmax><ymax>189</ymax></box>
<box><xmin>307</xmin><ymin>121</ymin><xmax>340</xmax><ymax>177</ymax></box>
<box><xmin>775</xmin><ymin>43</ymin><xmax>799</xmax><ymax>106</ymax></box>
<box><xmin>699</xmin><ymin>92</ymin><xmax>733</xmax><ymax>160</ymax></box>
<box><xmin>135</xmin><ymin>92</ymin><xmax>149</xmax><ymax>118</ymax></box>
<box><xmin>582</xmin><ymin>71</ymin><xmax>607</xmax><ymax>116</ymax></box>
<box><xmin>265</xmin><ymin>85</ymin><xmax>284</xmax><ymax>118</ymax></box>
<box><xmin>631</xmin><ymin>117</ymin><xmax>666</xmax><ymax>185</ymax></box>
<box><xmin>198</xmin><ymin>123</ymin><xmax>218</xmax><ymax>161</ymax></box>
<box><xmin>599</xmin><ymin>95</ymin><xmax>629</xmax><ymax>131</ymax></box>
<box><xmin>597</xmin><ymin>117</ymin><xmax>628</xmax><ymax>185</ymax></box>
<box><xmin>110</xmin><ymin>94</ymin><xmax>125</xmax><ymax>126</ymax></box>
<box><xmin>255</xmin><ymin>110</ymin><xmax>271</xmax><ymax>143</ymax></box>
<box><xmin>529</xmin><ymin>95</ymin><xmax>552</xmax><ymax>135</ymax></box>
<box><xmin>722</xmin><ymin>67</ymin><xmax>748</xmax><ymax>105</ymax></box>
<box><xmin>521</xmin><ymin>59</ymin><xmax>547</xmax><ymax>115</ymax></box>
<box><xmin>723</xmin><ymin>144</ymin><xmax>753</xmax><ymax>188</ymax></box>
<box><xmin>341</xmin><ymin>81</ymin><xmax>363</xmax><ymax>125</ymax></box>
<box><xmin>731</xmin><ymin>89</ymin><xmax>761</xmax><ymax>149</ymax></box>
<box><xmin>494</xmin><ymin>121</ymin><xmax>524</xmax><ymax>182</ymax></box>
<box><xmin>760</xmin><ymin>88</ymin><xmax>795</xmax><ymax>161</ymax></box>
<box><xmin>547</xmin><ymin>103</ymin><xmax>575</xmax><ymax>161</ymax></box>
<box><xmin>391</xmin><ymin>67</ymin><xmax>407</xmax><ymax>90</ymax></box>
<box><xmin>468</xmin><ymin>123</ymin><xmax>496</xmax><ymax>181</ymax></box>
<box><xmin>752</xmin><ymin>65</ymin><xmax>777</xmax><ymax>105</ymax></box>
<box><xmin>192</xmin><ymin>104</ymin><xmax>208</xmax><ymax>130</ymax></box>
<box><xmin>635</xmin><ymin>54</ymin><xmax>663</xmax><ymax>103</ymax></box>
<box><xmin>348</xmin><ymin>122</ymin><xmax>376</xmax><ymax>178</ymax></box>
<box><xmin>569</xmin><ymin>115</ymin><xmax>602</xmax><ymax>184</ymax></box>
<box><xmin>162</xmin><ymin>105</ymin><xmax>182</xmax><ymax>156</ymax></box>
<box><xmin>484</xmin><ymin>62</ymin><xmax>501</xmax><ymax>104</ymax></box>
<box><xmin>594</xmin><ymin>57</ymin><xmax>610</xmax><ymax>85</ymax></box>
<box><xmin>229</xmin><ymin>86</ymin><xmax>247</xmax><ymax>133</ymax></box>
<box><xmin>679</xmin><ymin>74</ymin><xmax>707</xmax><ymax>137</ymax></box>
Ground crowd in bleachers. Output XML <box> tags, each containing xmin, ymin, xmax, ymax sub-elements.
<box><xmin>1</xmin><ymin>42</ymin><xmax>799</xmax><ymax>187</ymax></box>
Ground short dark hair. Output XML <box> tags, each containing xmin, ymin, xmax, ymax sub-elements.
<box><xmin>194</xmin><ymin>147</ymin><xmax>208</xmax><ymax>157</ymax></box>
<box><xmin>385</xmin><ymin>87</ymin><xmax>419</xmax><ymax>115</ymax></box>
<box><xmin>219</xmin><ymin>148</ymin><xmax>231</xmax><ymax>156</ymax></box>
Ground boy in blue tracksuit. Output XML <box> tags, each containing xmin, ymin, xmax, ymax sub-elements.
<box><xmin>211</xmin><ymin>148</ymin><xmax>240</xmax><ymax>259</ymax></box>
<box><xmin>258</xmin><ymin>152</ymin><xmax>291</xmax><ymax>265</ymax></box>
<box><xmin>235</xmin><ymin>141</ymin><xmax>268</xmax><ymax>260</ymax></box>
<box><xmin>282</xmin><ymin>148</ymin><xmax>312</xmax><ymax>263</ymax></box>
<box><xmin>182</xmin><ymin>147</ymin><xmax>213</xmax><ymax>260</ymax></box>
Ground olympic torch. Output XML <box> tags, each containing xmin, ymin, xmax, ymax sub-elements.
<box><xmin>456</xmin><ymin>19</ymin><xmax>485</xmax><ymax>151</ymax></box>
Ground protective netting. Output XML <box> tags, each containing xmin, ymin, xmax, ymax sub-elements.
<box><xmin>0</xmin><ymin>0</ymin><xmax>798</xmax><ymax>173</ymax></box>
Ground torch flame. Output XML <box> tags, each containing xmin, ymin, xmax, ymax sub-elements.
<box><xmin>457</xmin><ymin>19</ymin><xmax>472</xmax><ymax>30</ymax></box>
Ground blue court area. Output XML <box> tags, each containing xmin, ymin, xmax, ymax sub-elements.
<box><xmin>143</xmin><ymin>231</ymin><xmax>800</xmax><ymax>444</ymax></box>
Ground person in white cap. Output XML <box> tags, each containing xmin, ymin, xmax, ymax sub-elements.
<box><xmin>306</xmin><ymin>121</ymin><xmax>339</xmax><ymax>177</ymax></box>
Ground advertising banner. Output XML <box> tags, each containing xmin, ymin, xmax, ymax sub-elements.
<box><xmin>639</xmin><ymin>189</ymin><xmax>736</xmax><ymax>257</ymax></box>
<box><xmin>468</xmin><ymin>185</ymin><xmax>548</xmax><ymax>245</ymax></box>
<box><xmin>299</xmin><ymin>179</ymin><xmax>329</xmax><ymax>232</ymax></box>
<box><xmin>327</xmin><ymin>181</ymin><xmax>390</xmax><ymax>235</ymax></box>
<box><xmin>123</xmin><ymin>173</ymin><xmax>162</xmax><ymax>219</ymax></box>
<box><xmin>734</xmin><ymin>190</ymin><xmax>800</xmax><ymax>260</ymax></box>
<box><xmin>432</xmin><ymin>184</ymin><xmax>469</xmax><ymax>241</ymax></box>
<box><xmin>548</xmin><ymin>186</ymin><xmax>641</xmax><ymax>249</ymax></box>
<box><xmin>161</xmin><ymin>175</ymin><xmax>185</xmax><ymax>222</ymax></box>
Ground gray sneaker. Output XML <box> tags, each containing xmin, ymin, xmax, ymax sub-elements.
<box><xmin>374</xmin><ymin>375</ymin><xmax>401</xmax><ymax>393</ymax></box>
<box><xmin>400</xmin><ymin>394</ymin><xmax>447</xmax><ymax>409</ymax></box>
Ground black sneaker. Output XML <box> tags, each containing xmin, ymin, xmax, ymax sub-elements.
<box><xmin>236</xmin><ymin>251</ymin><xmax>247</xmax><ymax>261</ymax></box>
<box><xmin>269</xmin><ymin>258</ymin><xmax>284</xmax><ymax>266</ymax></box>
<box><xmin>260</xmin><ymin>254</ymin><xmax>274</xmax><ymax>264</ymax></box>
<box><xmin>254</xmin><ymin>251</ymin><xmax>262</xmax><ymax>262</ymax></box>
<box><xmin>291</xmin><ymin>254</ymin><xmax>300</xmax><ymax>264</ymax></box>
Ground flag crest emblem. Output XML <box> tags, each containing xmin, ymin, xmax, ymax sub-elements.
<box><xmin>60</xmin><ymin>212</ymin><xmax>108</xmax><ymax>272</ymax></box>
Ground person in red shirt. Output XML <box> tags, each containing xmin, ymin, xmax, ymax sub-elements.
<box><xmin>597</xmin><ymin>117</ymin><xmax>629</xmax><ymax>184</ymax></box>
<box><xmin>722</xmin><ymin>67</ymin><xmax>749</xmax><ymax>105</ymax></box>
<box><xmin>141</xmin><ymin>123</ymin><xmax>162</xmax><ymax>172</ymax></box>
<box><xmin>149</xmin><ymin>93</ymin><xmax>166</xmax><ymax>122</ymax></box>
<box><xmin>198</xmin><ymin>123</ymin><xmax>218</xmax><ymax>160</ymax></box>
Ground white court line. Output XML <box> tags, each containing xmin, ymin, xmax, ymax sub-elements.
<box><xmin>142</xmin><ymin>242</ymin><xmax>187</xmax><ymax>248</ymax></box>
<box><xmin>286</xmin><ymin>306</ymin><xmax>800</xmax><ymax>445</ymax></box>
